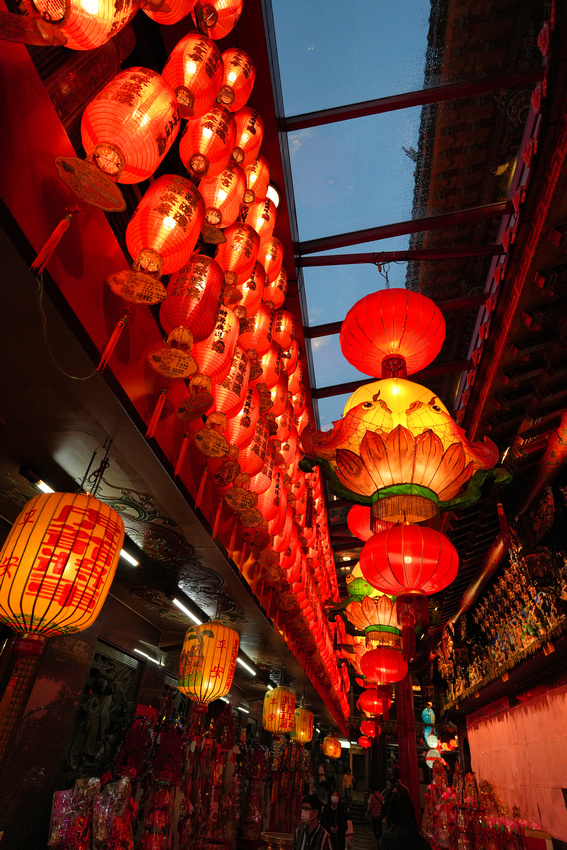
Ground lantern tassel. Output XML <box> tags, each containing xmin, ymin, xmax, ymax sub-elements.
<box><xmin>30</xmin><ymin>205</ymin><xmax>80</xmax><ymax>275</ymax></box>
<box><xmin>146</xmin><ymin>384</ymin><xmax>169</xmax><ymax>439</ymax></box>
<box><xmin>402</xmin><ymin>624</ymin><xmax>416</xmax><ymax>663</ymax></box>
<box><xmin>174</xmin><ymin>432</ymin><xmax>190</xmax><ymax>478</ymax></box>
<box><xmin>239</xmin><ymin>542</ymin><xmax>247</xmax><ymax>574</ymax></box>
<box><xmin>97</xmin><ymin>310</ymin><xmax>130</xmax><ymax>373</ymax></box>
<box><xmin>228</xmin><ymin>521</ymin><xmax>237</xmax><ymax>560</ymax></box>
<box><xmin>195</xmin><ymin>465</ymin><xmax>208</xmax><ymax>509</ymax></box>
<box><xmin>211</xmin><ymin>502</ymin><xmax>222</xmax><ymax>539</ymax></box>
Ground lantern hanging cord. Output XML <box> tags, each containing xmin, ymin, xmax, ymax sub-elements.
<box><xmin>33</xmin><ymin>272</ymin><xmax>98</xmax><ymax>381</ymax></box>
<box><xmin>85</xmin><ymin>439</ymin><xmax>113</xmax><ymax>497</ymax></box>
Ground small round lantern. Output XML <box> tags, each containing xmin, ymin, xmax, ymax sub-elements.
<box><xmin>358</xmin><ymin>735</ymin><xmax>371</xmax><ymax>749</ymax></box>
<box><xmin>178</xmin><ymin>620</ymin><xmax>239</xmax><ymax>708</ymax></box>
<box><xmin>218</xmin><ymin>48</ymin><xmax>255</xmax><ymax>112</ymax></box>
<box><xmin>360</xmin><ymin>646</ymin><xmax>408</xmax><ymax>684</ymax></box>
<box><xmin>263</xmin><ymin>686</ymin><xmax>295</xmax><ymax>734</ymax></box>
<box><xmin>360</xmin><ymin>719</ymin><xmax>380</xmax><ymax>738</ymax></box>
<box><xmin>161</xmin><ymin>33</ymin><xmax>223</xmax><ymax>118</ymax></box>
<box><xmin>0</xmin><ymin>492</ymin><xmax>124</xmax><ymax>654</ymax></box>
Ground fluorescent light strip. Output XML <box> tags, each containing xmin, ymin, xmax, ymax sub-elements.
<box><xmin>237</xmin><ymin>706</ymin><xmax>250</xmax><ymax>714</ymax></box>
<box><xmin>236</xmin><ymin>657</ymin><xmax>256</xmax><ymax>676</ymax></box>
<box><xmin>172</xmin><ymin>597</ymin><xmax>203</xmax><ymax>625</ymax></box>
<box><xmin>266</xmin><ymin>684</ymin><xmax>274</xmax><ymax>690</ymax></box>
<box><xmin>220</xmin><ymin>697</ymin><xmax>230</xmax><ymax>703</ymax></box>
<box><xmin>134</xmin><ymin>648</ymin><xmax>163</xmax><ymax>666</ymax></box>
<box><xmin>120</xmin><ymin>549</ymin><xmax>139</xmax><ymax>566</ymax></box>
<box><xmin>338</xmin><ymin>739</ymin><xmax>350</xmax><ymax>749</ymax></box>
<box><xmin>37</xmin><ymin>480</ymin><xmax>55</xmax><ymax>493</ymax></box>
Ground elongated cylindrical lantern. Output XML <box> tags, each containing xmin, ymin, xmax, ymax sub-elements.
<box><xmin>215</xmin><ymin>222</ymin><xmax>260</xmax><ymax>289</ymax></box>
<box><xmin>0</xmin><ymin>492</ymin><xmax>124</xmax><ymax>654</ymax></box>
<box><xmin>323</xmin><ymin>737</ymin><xmax>341</xmax><ymax>759</ymax></box>
<box><xmin>227</xmin><ymin>261</ymin><xmax>265</xmax><ymax>321</ymax></box>
<box><xmin>258</xmin><ymin>237</ymin><xmax>283</xmax><ymax>284</ymax></box>
<box><xmin>263</xmin><ymin>686</ymin><xmax>295</xmax><ymax>734</ymax></box>
<box><xmin>179</xmin><ymin>104</ymin><xmax>236</xmax><ymax>180</ymax></box>
<box><xmin>281</xmin><ymin>336</ymin><xmax>298</xmax><ymax>375</ymax></box>
<box><xmin>160</xmin><ymin>254</ymin><xmax>224</xmax><ymax>350</ymax></box>
<box><xmin>178</xmin><ymin>620</ymin><xmax>239</xmax><ymax>708</ymax></box>
<box><xmin>231</xmin><ymin>108</ymin><xmax>264</xmax><ymax>166</ymax></box>
<box><xmin>272</xmin><ymin>309</ymin><xmax>295</xmax><ymax>351</ymax></box>
<box><xmin>239</xmin><ymin>415</ymin><xmax>269</xmax><ymax>477</ymax></box>
<box><xmin>244</xmin><ymin>155</ymin><xmax>270</xmax><ymax>204</ymax></box>
<box><xmin>252</xmin><ymin>344</ymin><xmax>281</xmax><ymax>389</ymax></box>
<box><xmin>225</xmin><ymin>386</ymin><xmax>261</xmax><ymax>451</ymax></box>
<box><xmin>291</xmin><ymin>706</ymin><xmax>314</xmax><ymax>744</ymax></box>
<box><xmin>218</xmin><ymin>48</ymin><xmax>255</xmax><ymax>112</ymax></box>
<box><xmin>246</xmin><ymin>196</ymin><xmax>277</xmax><ymax>244</ymax></box>
<box><xmin>162</xmin><ymin>33</ymin><xmax>223</xmax><ymax>119</ymax></box>
<box><xmin>192</xmin><ymin>0</ymin><xmax>243</xmax><ymax>40</ymax></box>
<box><xmin>199</xmin><ymin>162</ymin><xmax>245</xmax><ymax>227</ymax></box>
<box><xmin>80</xmin><ymin>67</ymin><xmax>181</xmax><ymax>185</ymax></box>
<box><xmin>22</xmin><ymin>0</ymin><xmax>137</xmax><ymax>50</ymax></box>
<box><xmin>209</xmin><ymin>346</ymin><xmax>250</xmax><ymax>430</ymax></box>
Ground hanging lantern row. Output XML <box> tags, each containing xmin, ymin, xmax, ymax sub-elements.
<box><xmin>178</xmin><ymin>620</ymin><xmax>239</xmax><ymax>709</ymax></box>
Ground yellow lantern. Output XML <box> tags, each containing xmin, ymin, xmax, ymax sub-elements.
<box><xmin>291</xmin><ymin>706</ymin><xmax>314</xmax><ymax>744</ymax></box>
<box><xmin>323</xmin><ymin>736</ymin><xmax>341</xmax><ymax>759</ymax></box>
<box><xmin>0</xmin><ymin>492</ymin><xmax>124</xmax><ymax>655</ymax></box>
<box><xmin>263</xmin><ymin>686</ymin><xmax>295</xmax><ymax>734</ymax></box>
<box><xmin>178</xmin><ymin>621</ymin><xmax>239</xmax><ymax>709</ymax></box>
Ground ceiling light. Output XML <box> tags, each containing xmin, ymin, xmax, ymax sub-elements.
<box><xmin>266</xmin><ymin>183</ymin><xmax>281</xmax><ymax>208</ymax></box>
<box><xmin>236</xmin><ymin>657</ymin><xmax>256</xmax><ymax>676</ymax></box>
<box><xmin>37</xmin><ymin>480</ymin><xmax>55</xmax><ymax>493</ymax></box>
<box><xmin>120</xmin><ymin>549</ymin><xmax>138</xmax><ymax>566</ymax></box>
<box><xmin>266</xmin><ymin>684</ymin><xmax>274</xmax><ymax>690</ymax></box>
<box><xmin>220</xmin><ymin>696</ymin><xmax>230</xmax><ymax>703</ymax></box>
<box><xmin>338</xmin><ymin>739</ymin><xmax>350</xmax><ymax>749</ymax></box>
<box><xmin>237</xmin><ymin>706</ymin><xmax>250</xmax><ymax>714</ymax></box>
<box><xmin>134</xmin><ymin>648</ymin><xmax>163</xmax><ymax>666</ymax></box>
<box><xmin>172</xmin><ymin>597</ymin><xmax>203</xmax><ymax>625</ymax></box>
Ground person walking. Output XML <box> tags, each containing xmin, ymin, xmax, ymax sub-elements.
<box><xmin>378</xmin><ymin>786</ymin><xmax>432</xmax><ymax>850</ymax></box>
<box><xmin>366</xmin><ymin>786</ymin><xmax>385</xmax><ymax>843</ymax></box>
<box><xmin>321</xmin><ymin>791</ymin><xmax>348</xmax><ymax>850</ymax></box>
<box><xmin>342</xmin><ymin>769</ymin><xmax>353</xmax><ymax>810</ymax></box>
<box><xmin>294</xmin><ymin>795</ymin><xmax>334</xmax><ymax>850</ymax></box>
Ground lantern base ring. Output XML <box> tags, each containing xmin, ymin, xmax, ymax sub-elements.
<box><xmin>55</xmin><ymin>156</ymin><xmax>126</xmax><ymax>212</ymax></box>
<box><xmin>371</xmin><ymin>484</ymin><xmax>439</xmax><ymax>524</ymax></box>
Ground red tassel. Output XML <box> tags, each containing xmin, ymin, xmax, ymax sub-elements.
<box><xmin>239</xmin><ymin>542</ymin><xmax>247</xmax><ymax>574</ymax></box>
<box><xmin>211</xmin><ymin>501</ymin><xmax>222</xmax><ymax>539</ymax></box>
<box><xmin>97</xmin><ymin>310</ymin><xmax>130</xmax><ymax>373</ymax></box>
<box><xmin>146</xmin><ymin>384</ymin><xmax>168</xmax><ymax>439</ymax></box>
<box><xmin>228</xmin><ymin>520</ymin><xmax>237</xmax><ymax>559</ymax></box>
<box><xmin>30</xmin><ymin>205</ymin><xmax>80</xmax><ymax>274</ymax></box>
<box><xmin>174</xmin><ymin>432</ymin><xmax>190</xmax><ymax>478</ymax></box>
<box><xmin>196</xmin><ymin>465</ymin><xmax>208</xmax><ymax>509</ymax></box>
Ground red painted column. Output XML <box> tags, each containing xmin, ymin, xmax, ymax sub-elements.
<box><xmin>396</xmin><ymin>673</ymin><xmax>421</xmax><ymax>825</ymax></box>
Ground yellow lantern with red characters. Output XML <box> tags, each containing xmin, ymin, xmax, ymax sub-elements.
<box><xmin>323</xmin><ymin>736</ymin><xmax>341</xmax><ymax>759</ymax></box>
<box><xmin>0</xmin><ymin>492</ymin><xmax>124</xmax><ymax>655</ymax></box>
<box><xmin>291</xmin><ymin>706</ymin><xmax>314</xmax><ymax>744</ymax></box>
<box><xmin>263</xmin><ymin>686</ymin><xmax>295</xmax><ymax>734</ymax></box>
<box><xmin>178</xmin><ymin>620</ymin><xmax>239</xmax><ymax>710</ymax></box>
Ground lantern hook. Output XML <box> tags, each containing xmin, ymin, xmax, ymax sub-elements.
<box><xmin>83</xmin><ymin>438</ymin><xmax>113</xmax><ymax>497</ymax></box>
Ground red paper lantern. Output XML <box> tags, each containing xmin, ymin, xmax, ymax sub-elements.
<box><xmin>23</xmin><ymin>0</ymin><xmax>137</xmax><ymax>50</ymax></box>
<box><xmin>280</xmin><ymin>425</ymin><xmax>298</xmax><ymax>468</ymax></box>
<box><xmin>199</xmin><ymin>162</ymin><xmax>245</xmax><ymax>228</ymax></box>
<box><xmin>360</xmin><ymin>646</ymin><xmax>407</xmax><ymax>684</ymax></box>
<box><xmin>239</xmin><ymin>416</ymin><xmax>269</xmax><ymax>477</ymax></box>
<box><xmin>358</xmin><ymin>735</ymin><xmax>371</xmax><ymax>749</ymax></box>
<box><xmin>272</xmin><ymin>309</ymin><xmax>295</xmax><ymax>351</ymax></box>
<box><xmin>81</xmin><ymin>67</ymin><xmax>180</xmax><ymax>185</ymax></box>
<box><xmin>258</xmin><ymin>237</ymin><xmax>284</xmax><ymax>284</ymax></box>
<box><xmin>263</xmin><ymin>267</ymin><xmax>288</xmax><ymax>310</ymax></box>
<box><xmin>227</xmin><ymin>261</ymin><xmax>265</xmax><ymax>321</ymax></box>
<box><xmin>255</xmin><ymin>464</ymin><xmax>282</xmax><ymax>522</ymax></box>
<box><xmin>160</xmin><ymin>254</ymin><xmax>223</xmax><ymax>348</ymax></box>
<box><xmin>124</xmin><ymin>174</ymin><xmax>205</xmax><ymax>277</ymax></box>
<box><xmin>347</xmin><ymin>505</ymin><xmax>392</xmax><ymax>542</ymax></box>
<box><xmin>251</xmin><ymin>344</ymin><xmax>282</xmax><ymax>390</ymax></box>
<box><xmin>288</xmin><ymin>362</ymin><xmax>303</xmax><ymax>396</ymax></box>
<box><xmin>239</xmin><ymin>302</ymin><xmax>274</xmax><ymax>365</ymax></box>
<box><xmin>340</xmin><ymin>288</ymin><xmax>446</xmax><ymax>379</ymax></box>
<box><xmin>191</xmin><ymin>0</ymin><xmax>243</xmax><ymax>40</ymax></box>
<box><xmin>162</xmin><ymin>33</ymin><xmax>223</xmax><ymax>119</ymax></box>
<box><xmin>244</xmin><ymin>155</ymin><xmax>270</xmax><ymax>204</ymax></box>
<box><xmin>246</xmin><ymin>196</ymin><xmax>277</xmax><ymax>244</ymax></box>
<box><xmin>267</xmin><ymin>369</ymin><xmax>288</xmax><ymax>418</ymax></box>
<box><xmin>179</xmin><ymin>104</ymin><xmax>236</xmax><ymax>180</ymax></box>
<box><xmin>357</xmin><ymin>686</ymin><xmax>392</xmax><ymax>718</ymax></box>
<box><xmin>215</xmin><ymin>222</ymin><xmax>260</xmax><ymax>288</ymax></box>
<box><xmin>218</xmin><ymin>48</ymin><xmax>255</xmax><ymax>112</ymax></box>
<box><xmin>249</xmin><ymin>446</ymin><xmax>275</xmax><ymax>495</ymax></box>
<box><xmin>0</xmin><ymin>492</ymin><xmax>124</xmax><ymax>654</ymax></box>
<box><xmin>231</xmin><ymin>108</ymin><xmax>264</xmax><ymax>166</ymax></box>
<box><xmin>225</xmin><ymin>386</ymin><xmax>261</xmax><ymax>451</ymax></box>
<box><xmin>360</xmin><ymin>720</ymin><xmax>379</xmax><ymax>738</ymax></box>
<box><xmin>210</xmin><ymin>346</ymin><xmax>250</xmax><ymax>427</ymax></box>
<box><xmin>281</xmin><ymin>337</ymin><xmax>299</xmax><ymax>375</ymax></box>
<box><xmin>143</xmin><ymin>0</ymin><xmax>197</xmax><ymax>26</ymax></box>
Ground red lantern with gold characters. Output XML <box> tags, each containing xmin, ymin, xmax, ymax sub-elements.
<box><xmin>0</xmin><ymin>492</ymin><xmax>124</xmax><ymax>655</ymax></box>
<box><xmin>218</xmin><ymin>48</ymin><xmax>256</xmax><ymax>112</ymax></box>
<box><xmin>192</xmin><ymin>0</ymin><xmax>243</xmax><ymax>40</ymax></box>
<box><xmin>178</xmin><ymin>620</ymin><xmax>239</xmax><ymax>709</ymax></box>
<box><xmin>199</xmin><ymin>162</ymin><xmax>246</xmax><ymax>228</ymax></box>
<box><xmin>161</xmin><ymin>33</ymin><xmax>223</xmax><ymax>119</ymax></box>
<box><xmin>179</xmin><ymin>104</ymin><xmax>236</xmax><ymax>180</ymax></box>
<box><xmin>22</xmin><ymin>0</ymin><xmax>137</xmax><ymax>50</ymax></box>
<box><xmin>322</xmin><ymin>736</ymin><xmax>341</xmax><ymax>759</ymax></box>
<box><xmin>263</xmin><ymin>686</ymin><xmax>295</xmax><ymax>734</ymax></box>
<box><xmin>244</xmin><ymin>155</ymin><xmax>270</xmax><ymax>204</ymax></box>
<box><xmin>231</xmin><ymin>108</ymin><xmax>264</xmax><ymax>166</ymax></box>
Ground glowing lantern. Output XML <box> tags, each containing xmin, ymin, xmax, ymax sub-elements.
<box><xmin>249</xmin><ymin>444</ymin><xmax>274</xmax><ymax>494</ymax></box>
<box><xmin>218</xmin><ymin>48</ymin><xmax>255</xmax><ymax>112</ymax></box>
<box><xmin>357</xmin><ymin>686</ymin><xmax>392</xmax><ymax>719</ymax></box>
<box><xmin>21</xmin><ymin>0</ymin><xmax>137</xmax><ymax>50</ymax></box>
<box><xmin>426</xmin><ymin>732</ymin><xmax>439</xmax><ymax>748</ymax></box>
<box><xmin>231</xmin><ymin>108</ymin><xmax>264</xmax><ymax>166</ymax></box>
<box><xmin>422</xmin><ymin>705</ymin><xmax>436</xmax><ymax>725</ymax></box>
<box><xmin>246</xmin><ymin>196</ymin><xmax>277</xmax><ymax>244</ymax></box>
<box><xmin>340</xmin><ymin>288</ymin><xmax>446</xmax><ymax>379</ymax></box>
<box><xmin>360</xmin><ymin>720</ymin><xmax>380</xmax><ymax>738</ymax></box>
<box><xmin>267</xmin><ymin>369</ymin><xmax>288</xmax><ymax>419</ymax></box>
<box><xmin>143</xmin><ymin>0</ymin><xmax>198</xmax><ymax>25</ymax></box>
<box><xmin>178</xmin><ymin>620</ymin><xmax>239</xmax><ymax>709</ymax></box>
<box><xmin>360</xmin><ymin>525</ymin><xmax>458</xmax><ymax>659</ymax></box>
<box><xmin>360</xmin><ymin>646</ymin><xmax>407</xmax><ymax>684</ymax></box>
<box><xmin>288</xmin><ymin>362</ymin><xmax>303</xmax><ymax>397</ymax></box>
<box><xmin>358</xmin><ymin>736</ymin><xmax>371</xmax><ymax>749</ymax></box>
<box><xmin>239</xmin><ymin>302</ymin><xmax>274</xmax><ymax>380</ymax></box>
<box><xmin>227</xmin><ymin>261</ymin><xmax>265</xmax><ymax>322</ymax></box>
<box><xmin>179</xmin><ymin>104</ymin><xmax>236</xmax><ymax>180</ymax></box>
<box><xmin>225</xmin><ymin>386</ymin><xmax>261</xmax><ymax>451</ymax></box>
<box><xmin>258</xmin><ymin>237</ymin><xmax>284</xmax><ymax>285</ymax></box>
<box><xmin>263</xmin><ymin>686</ymin><xmax>295</xmax><ymax>734</ymax></box>
<box><xmin>264</xmin><ymin>267</ymin><xmax>287</xmax><ymax>311</ymax></box>
<box><xmin>281</xmin><ymin>337</ymin><xmax>298</xmax><ymax>378</ymax></box>
<box><xmin>192</xmin><ymin>0</ymin><xmax>243</xmax><ymax>40</ymax></box>
<box><xmin>272</xmin><ymin>309</ymin><xmax>295</xmax><ymax>351</ymax></box>
<box><xmin>426</xmin><ymin>748</ymin><xmax>442</xmax><ymax>769</ymax></box>
<box><xmin>244</xmin><ymin>155</ymin><xmax>270</xmax><ymax>204</ymax></box>
<box><xmin>215</xmin><ymin>222</ymin><xmax>260</xmax><ymax>290</ymax></box>
<box><xmin>291</xmin><ymin>706</ymin><xmax>314</xmax><ymax>744</ymax></box>
<box><xmin>159</xmin><ymin>254</ymin><xmax>224</xmax><ymax>351</ymax></box>
<box><xmin>201</xmin><ymin>346</ymin><xmax>250</xmax><ymax>432</ymax></box>
<box><xmin>322</xmin><ymin>736</ymin><xmax>341</xmax><ymax>759</ymax></box>
<box><xmin>0</xmin><ymin>492</ymin><xmax>124</xmax><ymax>655</ymax></box>
<box><xmin>199</xmin><ymin>162</ymin><xmax>246</xmax><ymax>228</ymax></box>
<box><xmin>161</xmin><ymin>33</ymin><xmax>223</xmax><ymax>119</ymax></box>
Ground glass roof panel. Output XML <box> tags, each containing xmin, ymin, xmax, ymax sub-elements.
<box><xmin>309</xmin><ymin>334</ymin><xmax>371</xmax><ymax>389</ymax></box>
<box><xmin>316</xmin><ymin>392</ymin><xmax>356</xmax><ymax>433</ymax></box>
<box><xmin>271</xmin><ymin>0</ymin><xmax>431</xmax><ymax>116</ymax></box>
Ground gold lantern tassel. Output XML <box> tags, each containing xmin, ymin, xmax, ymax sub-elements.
<box><xmin>97</xmin><ymin>308</ymin><xmax>131</xmax><ymax>373</ymax></box>
<box><xmin>146</xmin><ymin>383</ymin><xmax>169</xmax><ymax>439</ymax></box>
<box><xmin>195</xmin><ymin>464</ymin><xmax>208</xmax><ymax>508</ymax></box>
<box><xmin>174</xmin><ymin>431</ymin><xmax>190</xmax><ymax>478</ymax></box>
<box><xmin>30</xmin><ymin>204</ymin><xmax>81</xmax><ymax>275</ymax></box>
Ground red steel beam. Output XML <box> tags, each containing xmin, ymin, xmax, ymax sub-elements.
<box><xmin>285</xmin><ymin>69</ymin><xmax>545</xmax><ymax>131</ymax></box>
<box><xmin>300</xmin><ymin>245</ymin><xmax>505</xmax><ymax>266</ymax></box>
<box><xmin>313</xmin><ymin>359</ymin><xmax>471</xmax><ymax>400</ymax></box>
<box><xmin>299</xmin><ymin>202</ymin><xmax>512</xmax><ymax>254</ymax></box>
